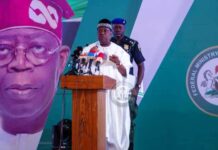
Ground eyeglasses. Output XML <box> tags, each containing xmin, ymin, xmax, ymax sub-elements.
<box><xmin>0</xmin><ymin>43</ymin><xmax>60</xmax><ymax>66</ymax></box>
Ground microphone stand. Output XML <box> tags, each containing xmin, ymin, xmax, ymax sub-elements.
<box><xmin>87</xmin><ymin>58</ymin><xmax>94</xmax><ymax>75</ymax></box>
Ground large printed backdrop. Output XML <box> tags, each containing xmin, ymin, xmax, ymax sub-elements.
<box><xmin>41</xmin><ymin>0</ymin><xmax>218</xmax><ymax>149</ymax></box>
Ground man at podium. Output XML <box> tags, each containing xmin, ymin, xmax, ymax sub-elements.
<box><xmin>81</xmin><ymin>18</ymin><xmax>132</xmax><ymax>150</ymax></box>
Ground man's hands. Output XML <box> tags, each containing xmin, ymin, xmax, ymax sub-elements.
<box><xmin>109</xmin><ymin>55</ymin><xmax>127</xmax><ymax>77</ymax></box>
<box><xmin>132</xmin><ymin>62</ymin><xmax>144</xmax><ymax>97</ymax></box>
<box><xmin>109</xmin><ymin>55</ymin><xmax>120</xmax><ymax>66</ymax></box>
<box><xmin>131</xmin><ymin>86</ymin><xmax>140</xmax><ymax>97</ymax></box>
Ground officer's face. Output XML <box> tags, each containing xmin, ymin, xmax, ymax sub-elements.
<box><xmin>0</xmin><ymin>28</ymin><xmax>69</xmax><ymax>132</ymax></box>
<box><xmin>112</xmin><ymin>24</ymin><xmax>125</xmax><ymax>37</ymax></box>
<box><xmin>97</xmin><ymin>27</ymin><xmax>112</xmax><ymax>46</ymax></box>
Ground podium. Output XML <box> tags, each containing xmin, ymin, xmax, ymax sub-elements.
<box><xmin>60</xmin><ymin>75</ymin><xmax>116</xmax><ymax>150</ymax></box>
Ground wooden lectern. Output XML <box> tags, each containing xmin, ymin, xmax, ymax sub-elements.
<box><xmin>60</xmin><ymin>75</ymin><xmax>116</xmax><ymax>150</ymax></box>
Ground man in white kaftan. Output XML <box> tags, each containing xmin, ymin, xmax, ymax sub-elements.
<box><xmin>82</xmin><ymin>18</ymin><xmax>132</xmax><ymax>150</ymax></box>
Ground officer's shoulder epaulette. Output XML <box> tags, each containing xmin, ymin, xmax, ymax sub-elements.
<box><xmin>125</xmin><ymin>37</ymin><xmax>137</xmax><ymax>46</ymax></box>
<box><xmin>123</xmin><ymin>36</ymin><xmax>130</xmax><ymax>41</ymax></box>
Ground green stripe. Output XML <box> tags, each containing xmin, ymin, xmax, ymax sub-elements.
<box><xmin>136</xmin><ymin>0</ymin><xmax>218</xmax><ymax>149</ymax></box>
<box><xmin>67</xmin><ymin>0</ymin><xmax>88</xmax><ymax>18</ymax></box>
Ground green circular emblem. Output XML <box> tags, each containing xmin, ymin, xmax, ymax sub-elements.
<box><xmin>186</xmin><ymin>46</ymin><xmax>218</xmax><ymax>117</ymax></box>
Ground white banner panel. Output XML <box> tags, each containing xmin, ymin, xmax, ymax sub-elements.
<box><xmin>131</xmin><ymin>0</ymin><xmax>194</xmax><ymax>104</ymax></box>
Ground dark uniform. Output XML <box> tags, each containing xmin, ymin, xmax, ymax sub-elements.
<box><xmin>111</xmin><ymin>36</ymin><xmax>145</xmax><ymax>75</ymax></box>
<box><xmin>111</xmin><ymin>35</ymin><xmax>145</xmax><ymax>150</ymax></box>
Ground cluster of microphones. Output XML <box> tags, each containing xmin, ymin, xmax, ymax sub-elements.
<box><xmin>66</xmin><ymin>45</ymin><xmax>106</xmax><ymax>75</ymax></box>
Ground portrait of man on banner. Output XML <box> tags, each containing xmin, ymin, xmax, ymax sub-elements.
<box><xmin>0</xmin><ymin>0</ymin><xmax>74</xmax><ymax>149</ymax></box>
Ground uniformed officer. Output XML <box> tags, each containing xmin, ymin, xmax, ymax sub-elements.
<box><xmin>111</xmin><ymin>18</ymin><xmax>145</xmax><ymax>150</ymax></box>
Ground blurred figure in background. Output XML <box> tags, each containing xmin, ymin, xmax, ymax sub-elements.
<box><xmin>111</xmin><ymin>18</ymin><xmax>145</xmax><ymax>150</ymax></box>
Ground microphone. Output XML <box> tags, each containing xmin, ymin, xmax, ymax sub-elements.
<box><xmin>89</xmin><ymin>46</ymin><xmax>99</xmax><ymax>54</ymax></box>
<box><xmin>79</xmin><ymin>53</ymin><xmax>87</xmax><ymax>65</ymax></box>
<box><xmin>65</xmin><ymin>46</ymin><xmax>83</xmax><ymax>75</ymax></box>
<box><xmin>95</xmin><ymin>52</ymin><xmax>105</xmax><ymax>73</ymax></box>
<box><xmin>73</xmin><ymin>46</ymin><xmax>83</xmax><ymax>75</ymax></box>
<box><xmin>78</xmin><ymin>53</ymin><xmax>87</xmax><ymax>74</ymax></box>
<box><xmin>86</xmin><ymin>46</ymin><xmax>99</xmax><ymax>75</ymax></box>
